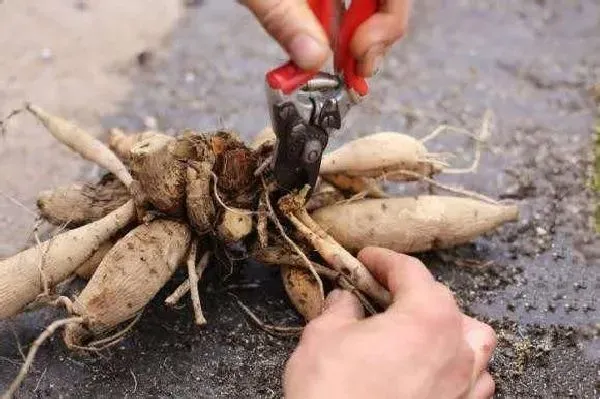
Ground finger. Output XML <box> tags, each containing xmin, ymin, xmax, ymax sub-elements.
<box><xmin>468</xmin><ymin>372</ymin><xmax>496</xmax><ymax>399</ymax></box>
<box><xmin>240</xmin><ymin>0</ymin><xmax>330</xmax><ymax>70</ymax></box>
<box><xmin>351</xmin><ymin>0</ymin><xmax>412</xmax><ymax>77</ymax></box>
<box><xmin>322</xmin><ymin>288</ymin><xmax>365</xmax><ymax>321</ymax></box>
<box><xmin>463</xmin><ymin>315</ymin><xmax>497</xmax><ymax>377</ymax></box>
<box><xmin>357</xmin><ymin>247</ymin><xmax>435</xmax><ymax>301</ymax></box>
<box><xmin>299</xmin><ymin>289</ymin><xmax>364</xmax><ymax>344</ymax></box>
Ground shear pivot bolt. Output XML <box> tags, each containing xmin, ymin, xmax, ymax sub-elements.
<box><xmin>303</xmin><ymin>140</ymin><xmax>323</xmax><ymax>164</ymax></box>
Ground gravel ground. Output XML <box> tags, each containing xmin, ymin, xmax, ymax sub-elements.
<box><xmin>1</xmin><ymin>1</ymin><xmax>599</xmax><ymax>398</ymax></box>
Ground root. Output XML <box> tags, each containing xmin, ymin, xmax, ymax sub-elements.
<box><xmin>2</xmin><ymin>317</ymin><xmax>85</xmax><ymax>399</ymax></box>
<box><xmin>0</xmin><ymin>107</ymin><xmax>24</xmax><ymax>136</ymax></box>
<box><xmin>33</xmin><ymin>230</ymin><xmax>51</xmax><ymax>298</ymax></box>
<box><xmin>210</xmin><ymin>171</ymin><xmax>257</xmax><ymax>215</ymax></box>
<box><xmin>81</xmin><ymin>311</ymin><xmax>143</xmax><ymax>351</ymax></box>
<box><xmin>0</xmin><ymin>191</ymin><xmax>37</xmax><ymax>217</ymax></box>
<box><xmin>253</xmin><ymin>247</ymin><xmax>377</xmax><ymax>315</ymax></box>
<box><xmin>382</xmin><ymin>169</ymin><xmax>499</xmax><ymax>204</ymax></box>
<box><xmin>187</xmin><ymin>241</ymin><xmax>206</xmax><ymax>325</ymax></box>
<box><xmin>257</xmin><ymin>194</ymin><xmax>268</xmax><ymax>248</ymax></box>
<box><xmin>25</xmin><ymin>104</ymin><xmax>133</xmax><ymax>189</ymax></box>
<box><xmin>260</xmin><ymin>179</ymin><xmax>325</xmax><ymax>304</ymax></box>
<box><xmin>165</xmin><ymin>249</ymin><xmax>211</xmax><ymax>307</ymax></box>
<box><xmin>279</xmin><ymin>187</ymin><xmax>391</xmax><ymax>308</ymax></box>
<box><xmin>230</xmin><ymin>294</ymin><xmax>303</xmax><ymax>337</ymax></box>
<box><xmin>443</xmin><ymin>109</ymin><xmax>493</xmax><ymax>175</ymax></box>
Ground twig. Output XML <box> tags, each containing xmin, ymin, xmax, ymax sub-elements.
<box><xmin>2</xmin><ymin>317</ymin><xmax>85</xmax><ymax>399</ymax></box>
<box><xmin>230</xmin><ymin>294</ymin><xmax>303</xmax><ymax>337</ymax></box>
<box><xmin>260</xmin><ymin>178</ymin><xmax>325</xmax><ymax>304</ymax></box>
<box><xmin>165</xmin><ymin>249</ymin><xmax>211</xmax><ymax>306</ymax></box>
<box><xmin>187</xmin><ymin>242</ymin><xmax>207</xmax><ymax>325</ymax></box>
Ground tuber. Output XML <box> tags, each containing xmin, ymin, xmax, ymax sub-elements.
<box><xmin>311</xmin><ymin>195</ymin><xmax>519</xmax><ymax>254</ymax></box>
<box><xmin>0</xmin><ymin>200</ymin><xmax>136</xmax><ymax>319</ymax></box>
<box><xmin>64</xmin><ymin>219</ymin><xmax>191</xmax><ymax>347</ymax></box>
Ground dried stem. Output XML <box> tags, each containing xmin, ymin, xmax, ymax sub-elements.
<box><xmin>260</xmin><ymin>179</ymin><xmax>325</xmax><ymax>303</ymax></box>
<box><xmin>2</xmin><ymin>317</ymin><xmax>85</xmax><ymax>399</ymax></box>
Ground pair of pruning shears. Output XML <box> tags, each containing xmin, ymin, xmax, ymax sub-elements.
<box><xmin>265</xmin><ymin>0</ymin><xmax>377</xmax><ymax>195</ymax></box>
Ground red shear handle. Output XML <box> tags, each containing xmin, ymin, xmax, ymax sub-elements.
<box><xmin>335</xmin><ymin>0</ymin><xmax>377</xmax><ymax>96</ymax></box>
<box><xmin>266</xmin><ymin>0</ymin><xmax>337</xmax><ymax>94</ymax></box>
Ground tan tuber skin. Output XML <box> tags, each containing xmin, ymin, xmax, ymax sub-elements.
<box><xmin>37</xmin><ymin>174</ymin><xmax>130</xmax><ymax>227</ymax></box>
<box><xmin>26</xmin><ymin>104</ymin><xmax>134</xmax><ymax>188</ymax></box>
<box><xmin>284</xmin><ymin>248</ymin><xmax>497</xmax><ymax>399</ymax></box>
<box><xmin>0</xmin><ymin>200</ymin><xmax>136</xmax><ymax>320</ymax></box>
<box><xmin>129</xmin><ymin>134</ymin><xmax>187</xmax><ymax>215</ymax></box>
<box><xmin>319</xmin><ymin>132</ymin><xmax>444</xmax><ymax>181</ymax></box>
<box><xmin>64</xmin><ymin>219</ymin><xmax>191</xmax><ymax>347</ymax></box>
<box><xmin>311</xmin><ymin>196</ymin><xmax>519</xmax><ymax>254</ymax></box>
<box><xmin>281</xmin><ymin>265</ymin><xmax>325</xmax><ymax>321</ymax></box>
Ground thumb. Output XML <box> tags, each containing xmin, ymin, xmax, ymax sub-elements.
<box><xmin>240</xmin><ymin>0</ymin><xmax>330</xmax><ymax>70</ymax></box>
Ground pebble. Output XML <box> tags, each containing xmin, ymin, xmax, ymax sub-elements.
<box><xmin>40</xmin><ymin>47</ymin><xmax>53</xmax><ymax>61</ymax></box>
<box><xmin>144</xmin><ymin>116</ymin><xmax>158</xmax><ymax>129</ymax></box>
<box><xmin>535</xmin><ymin>227</ymin><xmax>548</xmax><ymax>236</ymax></box>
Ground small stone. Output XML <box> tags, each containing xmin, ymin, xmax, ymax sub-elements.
<box><xmin>573</xmin><ymin>281</ymin><xmax>587</xmax><ymax>291</ymax></box>
<box><xmin>137</xmin><ymin>50</ymin><xmax>154</xmax><ymax>67</ymax></box>
<box><xmin>507</xmin><ymin>302</ymin><xmax>516</xmax><ymax>311</ymax></box>
<box><xmin>40</xmin><ymin>47</ymin><xmax>53</xmax><ymax>61</ymax></box>
<box><xmin>564</xmin><ymin>303</ymin><xmax>578</xmax><ymax>313</ymax></box>
<box><xmin>524</xmin><ymin>302</ymin><xmax>536</xmax><ymax>311</ymax></box>
<box><xmin>547</xmin><ymin>303</ymin><xmax>556</xmax><ymax>312</ymax></box>
<box><xmin>582</xmin><ymin>304</ymin><xmax>596</xmax><ymax>313</ymax></box>
<box><xmin>143</xmin><ymin>116</ymin><xmax>158</xmax><ymax>129</ymax></box>
<box><xmin>185</xmin><ymin>72</ymin><xmax>196</xmax><ymax>83</ymax></box>
<box><xmin>535</xmin><ymin>227</ymin><xmax>548</xmax><ymax>236</ymax></box>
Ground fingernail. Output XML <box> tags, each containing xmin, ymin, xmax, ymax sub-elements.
<box><xmin>371</xmin><ymin>55</ymin><xmax>383</xmax><ymax>76</ymax></box>
<box><xmin>363</xmin><ymin>45</ymin><xmax>386</xmax><ymax>77</ymax></box>
<box><xmin>324</xmin><ymin>289</ymin><xmax>344</xmax><ymax>307</ymax></box>
<box><xmin>288</xmin><ymin>34</ymin><xmax>328</xmax><ymax>70</ymax></box>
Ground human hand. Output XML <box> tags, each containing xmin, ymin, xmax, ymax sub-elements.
<box><xmin>283</xmin><ymin>247</ymin><xmax>497</xmax><ymax>399</ymax></box>
<box><xmin>240</xmin><ymin>0</ymin><xmax>411</xmax><ymax>77</ymax></box>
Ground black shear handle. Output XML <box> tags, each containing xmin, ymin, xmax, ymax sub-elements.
<box><xmin>271</xmin><ymin>102</ymin><xmax>328</xmax><ymax>194</ymax></box>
